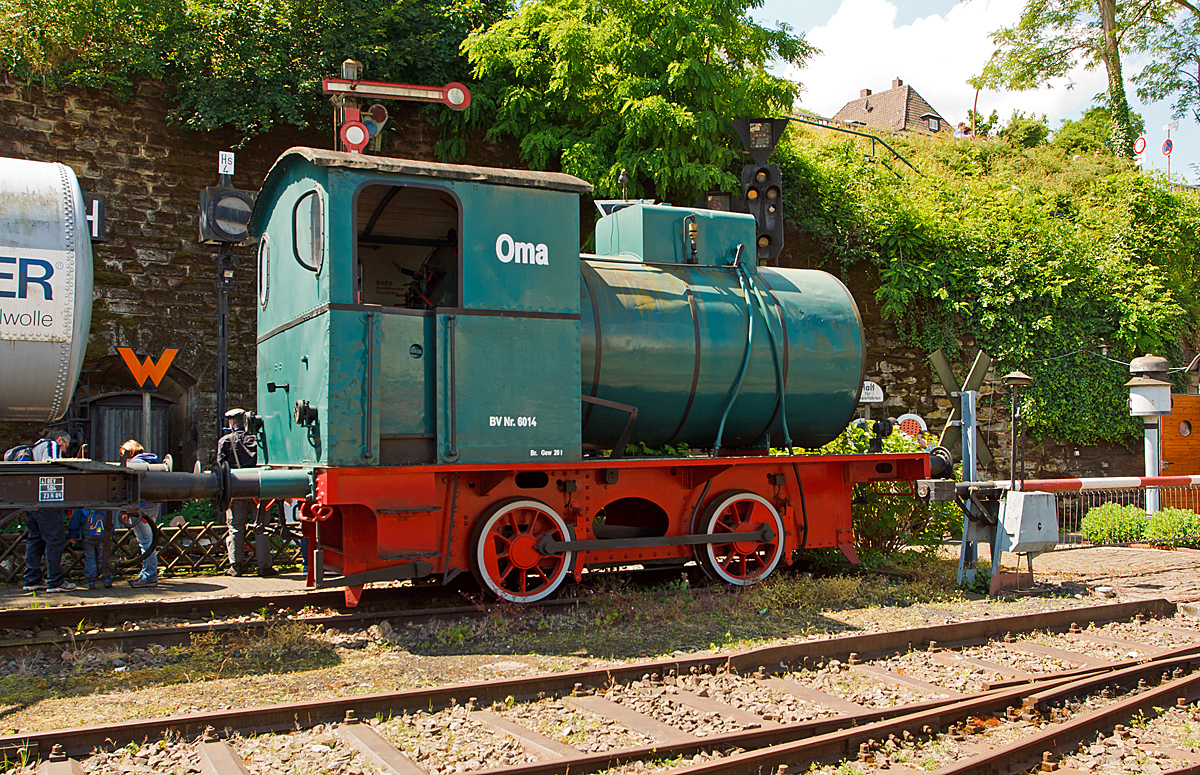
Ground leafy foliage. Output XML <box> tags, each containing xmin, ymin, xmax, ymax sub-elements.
<box><xmin>1080</xmin><ymin>502</ymin><xmax>1147</xmax><ymax>543</ymax></box>
<box><xmin>1146</xmin><ymin>507</ymin><xmax>1200</xmax><ymax>546</ymax></box>
<box><xmin>1134</xmin><ymin>11</ymin><xmax>1200</xmax><ymax>125</ymax></box>
<box><xmin>782</xmin><ymin>127</ymin><xmax>1200</xmax><ymax>446</ymax></box>
<box><xmin>803</xmin><ymin>422</ymin><xmax>961</xmax><ymax>559</ymax></box>
<box><xmin>967</xmin><ymin>108</ymin><xmax>1000</xmax><ymax>138</ymax></box>
<box><xmin>1053</xmin><ymin>104</ymin><xmax>1146</xmax><ymax>153</ymax></box>
<box><xmin>999</xmin><ymin>110</ymin><xmax>1052</xmax><ymax>148</ymax></box>
<box><xmin>970</xmin><ymin>0</ymin><xmax>1181</xmax><ymax>157</ymax></box>
<box><xmin>0</xmin><ymin>0</ymin><xmax>500</xmax><ymax>138</ymax></box>
<box><xmin>458</xmin><ymin>0</ymin><xmax>814</xmax><ymax>203</ymax></box>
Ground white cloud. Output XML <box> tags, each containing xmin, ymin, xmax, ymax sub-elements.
<box><xmin>787</xmin><ymin>0</ymin><xmax>1110</xmax><ymax>132</ymax></box>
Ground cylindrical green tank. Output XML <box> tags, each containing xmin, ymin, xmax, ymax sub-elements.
<box><xmin>580</xmin><ymin>258</ymin><xmax>864</xmax><ymax>450</ymax></box>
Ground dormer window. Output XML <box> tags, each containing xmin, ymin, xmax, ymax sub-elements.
<box><xmin>928</xmin><ymin>117</ymin><xmax>940</xmax><ymax>132</ymax></box>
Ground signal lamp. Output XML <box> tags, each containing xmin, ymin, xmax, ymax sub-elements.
<box><xmin>747</xmin><ymin>188</ymin><xmax>759</xmax><ymax>200</ymax></box>
<box><xmin>198</xmin><ymin>186</ymin><xmax>256</xmax><ymax>244</ymax></box>
<box><xmin>755</xmin><ymin>170</ymin><xmax>768</xmax><ymax>183</ymax></box>
<box><xmin>766</xmin><ymin>187</ymin><xmax>779</xmax><ymax>200</ymax></box>
<box><xmin>757</xmin><ymin>236</ymin><xmax>770</xmax><ymax>248</ymax></box>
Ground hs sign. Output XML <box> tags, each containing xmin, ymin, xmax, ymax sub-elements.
<box><xmin>495</xmin><ymin>234</ymin><xmax>548</xmax><ymax>265</ymax></box>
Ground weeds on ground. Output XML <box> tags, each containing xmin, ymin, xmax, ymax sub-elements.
<box><xmin>397</xmin><ymin>553</ymin><xmax>968</xmax><ymax>659</ymax></box>
<box><xmin>0</xmin><ymin>619</ymin><xmax>337</xmax><ymax>719</ymax></box>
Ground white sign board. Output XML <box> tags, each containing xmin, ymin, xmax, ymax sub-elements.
<box><xmin>0</xmin><ymin>247</ymin><xmax>75</xmax><ymax>342</ymax></box>
<box><xmin>860</xmin><ymin>381</ymin><xmax>884</xmax><ymax>403</ymax></box>
<box><xmin>218</xmin><ymin>151</ymin><xmax>235</xmax><ymax>176</ymax></box>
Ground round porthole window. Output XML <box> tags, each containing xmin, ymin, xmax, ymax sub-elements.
<box><xmin>1181</xmin><ymin>420</ymin><xmax>1192</xmax><ymax>437</ymax></box>
<box><xmin>258</xmin><ymin>235</ymin><xmax>270</xmax><ymax>308</ymax></box>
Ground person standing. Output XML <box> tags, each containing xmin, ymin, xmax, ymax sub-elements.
<box><xmin>68</xmin><ymin>508</ymin><xmax>110</xmax><ymax>589</ymax></box>
<box><xmin>23</xmin><ymin>430</ymin><xmax>76</xmax><ymax>593</ymax></box>
<box><xmin>120</xmin><ymin>440</ymin><xmax>162</xmax><ymax>588</ymax></box>
<box><xmin>218</xmin><ymin>409</ymin><xmax>276</xmax><ymax>577</ymax></box>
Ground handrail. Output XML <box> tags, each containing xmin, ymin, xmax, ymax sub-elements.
<box><xmin>785</xmin><ymin>115</ymin><xmax>923</xmax><ymax>176</ymax></box>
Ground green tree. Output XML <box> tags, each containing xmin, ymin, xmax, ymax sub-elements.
<box><xmin>1134</xmin><ymin>12</ymin><xmax>1200</xmax><ymax>125</ymax></box>
<box><xmin>998</xmin><ymin>110</ymin><xmax>1052</xmax><ymax>146</ymax></box>
<box><xmin>967</xmin><ymin>107</ymin><xmax>1000</xmax><ymax>136</ymax></box>
<box><xmin>459</xmin><ymin>0</ymin><xmax>815</xmax><ymax>202</ymax></box>
<box><xmin>0</xmin><ymin>0</ymin><xmax>501</xmax><ymax>138</ymax></box>
<box><xmin>1056</xmin><ymin>103</ymin><xmax>1147</xmax><ymax>151</ymax></box>
<box><xmin>971</xmin><ymin>0</ymin><xmax>1195</xmax><ymax>158</ymax></box>
<box><xmin>1052</xmin><ymin>103</ymin><xmax>1145</xmax><ymax>152</ymax></box>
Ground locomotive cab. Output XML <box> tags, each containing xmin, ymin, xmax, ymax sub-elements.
<box><xmin>251</xmin><ymin>148</ymin><xmax>592</xmax><ymax>469</ymax></box>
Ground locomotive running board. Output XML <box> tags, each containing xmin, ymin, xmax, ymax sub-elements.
<box><xmin>536</xmin><ymin>527</ymin><xmax>775</xmax><ymax>554</ymax></box>
<box><xmin>314</xmin><ymin>559</ymin><xmax>434</xmax><ymax>588</ymax></box>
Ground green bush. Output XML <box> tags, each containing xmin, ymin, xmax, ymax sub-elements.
<box><xmin>1146</xmin><ymin>508</ymin><xmax>1200</xmax><ymax>548</ymax></box>
<box><xmin>802</xmin><ymin>423</ymin><xmax>961</xmax><ymax>560</ymax></box>
<box><xmin>1080</xmin><ymin>503</ymin><xmax>1147</xmax><ymax>544</ymax></box>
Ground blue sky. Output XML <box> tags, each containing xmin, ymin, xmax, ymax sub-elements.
<box><xmin>750</xmin><ymin>0</ymin><xmax>1196</xmax><ymax>183</ymax></box>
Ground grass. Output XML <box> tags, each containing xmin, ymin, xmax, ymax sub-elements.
<box><xmin>0</xmin><ymin>619</ymin><xmax>337</xmax><ymax>728</ymax></box>
<box><xmin>397</xmin><ymin>553</ymin><xmax>969</xmax><ymax>660</ymax></box>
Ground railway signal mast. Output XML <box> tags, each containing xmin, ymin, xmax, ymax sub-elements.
<box><xmin>323</xmin><ymin>59</ymin><xmax>472</xmax><ymax>154</ymax></box>
<box><xmin>730</xmin><ymin>119</ymin><xmax>788</xmax><ymax>264</ymax></box>
<box><xmin>197</xmin><ymin>151</ymin><xmax>255</xmax><ymax>435</ymax></box>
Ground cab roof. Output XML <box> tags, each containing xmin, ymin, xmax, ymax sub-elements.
<box><xmin>251</xmin><ymin>147</ymin><xmax>593</xmax><ymax>235</ymax></box>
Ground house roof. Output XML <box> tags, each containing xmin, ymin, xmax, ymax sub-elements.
<box><xmin>831</xmin><ymin>80</ymin><xmax>950</xmax><ymax>135</ymax></box>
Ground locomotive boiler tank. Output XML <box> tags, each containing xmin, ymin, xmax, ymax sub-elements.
<box><xmin>580</xmin><ymin>206</ymin><xmax>864</xmax><ymax>451</ymax></box>
<box><xmin>0</xmin><ymin>158</ymin><xmax>93</xmax><ymax>422</ymax></box>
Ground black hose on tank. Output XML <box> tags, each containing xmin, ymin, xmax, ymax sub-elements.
<box><xmin>792</xmin><ymin>462</ymin><xmax>809</xmax><ymax>552</ymax></box>
<box><xmin>714</xmin><ymin>246</ymin><xmax>753</xmax><ymax>455</ymax></box>
<box><xmin>748</xmin><ymin>268</ymin><xmax>792</xmax><ymax>451</ymax></box>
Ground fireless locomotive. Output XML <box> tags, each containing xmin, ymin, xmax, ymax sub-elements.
<box><xmin>247</xmin><ymin>148</ymin><xmax>934</xmax><ymax>606</ymax></box>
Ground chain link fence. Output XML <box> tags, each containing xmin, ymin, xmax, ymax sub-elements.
<box><xmin>0</xmin><ymin>511</ymin><xmax>303</xmax><ymax>584</ymax></box>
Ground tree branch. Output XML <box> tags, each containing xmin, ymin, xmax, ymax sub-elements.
<box><xmin>1170</xmin><ymin>0</ymin><xmax>1200</xmax><ymax>16</ymax></box>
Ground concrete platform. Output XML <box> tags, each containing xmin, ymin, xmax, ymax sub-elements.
<box><xmin>0</xmin><ymin>570</ymin><xmax>311</xmax><ymax>611</ymax></box>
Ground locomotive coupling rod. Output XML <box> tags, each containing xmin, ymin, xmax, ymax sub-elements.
<box><xmin>536</xmin><ymin>526</ymin><xmax>775</xmax><ymax>555</ymax></box>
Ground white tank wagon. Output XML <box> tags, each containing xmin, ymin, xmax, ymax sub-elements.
<box><xmin>0</xmin><ymin>158</ymin><xmax>93</xmax><ymax>422</ymax></box>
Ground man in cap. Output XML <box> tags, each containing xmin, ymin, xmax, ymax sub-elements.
<box><xmin>24</xmin><ymin>429</ymin><xmax>76</xmax><ymax>593</ymax></box>
<box><xmin>217</xmin><ymin>409</ymin><xmax>276</xmax><ymax>577</ymax></box>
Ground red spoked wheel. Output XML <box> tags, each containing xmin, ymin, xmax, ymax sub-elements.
<box><xmin>471</xmin><ymin>499</ymin><xmax>573</xmax><ymax>602</ymax></box>
<box><xmin>693</xmin><ymin>491</ymin><xmax>785</xmax><ymax>586</ymax></box>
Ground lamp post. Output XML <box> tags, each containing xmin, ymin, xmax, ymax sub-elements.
<box><xmin>1127</xmin><ymin>354</ymin><xmax>1173</xmax><ymax>513</ymax></box>
<box><xmin>1003</xmin><ymin>370</ymin><xmax>1033</xmax><ymax>490</ymax></box>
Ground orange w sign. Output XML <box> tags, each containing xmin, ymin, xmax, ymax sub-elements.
<box><xmin>118</xmin><ymin>347</ymin><xmax>178</xmax><ymax>389</ymax></box>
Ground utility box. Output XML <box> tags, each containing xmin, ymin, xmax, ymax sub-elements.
<box><xmin>997</xmin><ymin>490</ymin><xmax>1059</xmax><ymax>555</ymax></box>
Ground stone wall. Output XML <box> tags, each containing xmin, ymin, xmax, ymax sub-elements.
<box><xmin>0</xmin><ymin>77</ymin><xmax>474</xmax><ymax>465</ymax></box>
<box><xmin>838</xmin><ymin>263</ymin><xmax>1144</xmax><ymax>480</ymax></box>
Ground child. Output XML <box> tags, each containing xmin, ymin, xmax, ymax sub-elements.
<box><xmin>68</xmin><ymin>508</ymin><xmax>110</xmax><ymax>589</ymax></box>
<box><xmin>120</xmin><ymin>440</ymin><xmax>162</xmax><ymax>588</ymax></box>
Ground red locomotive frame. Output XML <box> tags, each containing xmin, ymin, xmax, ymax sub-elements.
<box><xmin>300</xmin><ymin>452</ymin><xmax>930</xmax><ymax>606</ymax></box>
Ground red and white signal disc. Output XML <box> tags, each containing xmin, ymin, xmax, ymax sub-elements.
<box><xmin>340</xmin><ymin>120</ymin><xmax>370</xmax><ymax>153</ymax></box>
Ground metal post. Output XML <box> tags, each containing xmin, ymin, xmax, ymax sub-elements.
<box><xmin>215</xmin><ymin>243</ymin><xmax>233</xmax><ymax>440</ymax></box>
<box><xmin>1146</xmin><ymin>419</ymin><xmax>1161</xmax><ymax>514</ymax></box>
<box><xmin>959</xmin><ymin>391</ymin><xmax>978</xmax><ymax>483</ymax></box>
<box><xmin>1010</xmin><ymin>386</ymin><xmax>1019</xmax><ymax>491</ymax></box>
<box><xmin>956</xmin><ymin>390</ymin><xmax>981</xmax><ymax>586</ymax></box>
<box><xmin>142</xmin><ymin>390</ymin><xmax>152</xmax><ymax>452</ymax></box>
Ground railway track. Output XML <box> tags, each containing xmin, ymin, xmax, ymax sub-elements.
<box><xmin>5</xmin><ymin>598</ymin><xmax>1199</xmax><ymax>775</ymax></box>
<box><xmin>0</xmin><ymin>566</ymin><xmax>704</xmax><ymax>660</ymax></box>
